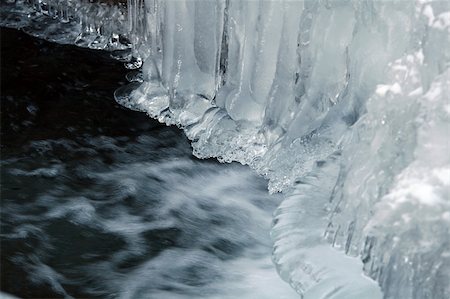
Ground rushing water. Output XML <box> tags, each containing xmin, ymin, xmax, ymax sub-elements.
<box><xmin>0</xmin><ymin>28</ymin><xmax>298</xmax><ymax>299</ymax></box>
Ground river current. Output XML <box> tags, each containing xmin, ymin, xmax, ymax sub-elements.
<box><xmin>0</xmin><ymin>28</ymin><xmax>297</xmax><ymax>299</ymax></box>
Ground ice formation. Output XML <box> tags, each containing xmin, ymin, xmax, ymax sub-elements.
<box><xmin>2</xmin><ymin>0</ymin><xmax>449</xmax><ymax>298</ymax></box>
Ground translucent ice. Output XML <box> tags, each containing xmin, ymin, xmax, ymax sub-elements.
<box><xmin>2</xmin><ymin>0</ymin><xmax>449</xmax><ymax>298</ymax></box>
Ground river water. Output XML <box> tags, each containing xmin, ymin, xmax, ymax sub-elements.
<box><xmin>0</xmin><ymin>28</ymin><xmax>298</xmax><ymax>299</ymax></box>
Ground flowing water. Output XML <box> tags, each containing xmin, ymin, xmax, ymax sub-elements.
<box><xmin>0</xmin><ymin>28</ymin><xmax>298</xmax><ymax>299</ymax></box>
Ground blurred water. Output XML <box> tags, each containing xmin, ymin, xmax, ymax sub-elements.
<box><xmin>0</xmin><ymin>28</ymin><xmax>298</xmax><ymax>299</ymax></box>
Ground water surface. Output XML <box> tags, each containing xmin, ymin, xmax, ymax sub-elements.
<box><xmin>0</xmin><ymin>28</ymin><xmax>298</xmax><ymax>299</ymax></box>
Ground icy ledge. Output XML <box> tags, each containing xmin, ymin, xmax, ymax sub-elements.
<box><xmin>272</xmin><ymin>154</ymin><xmax>382</xmax><ymax>299</ymax></box>
<box><xmin>2</xmin><ymin>0</ymin><xmax>449</xmax><ymax>298</ymax></box>
<box><xmin>117</xmin><ymin>1</ymin><xmax>450</xmax><ymax>298</ymax></box>
<box><xmin>0</xmin><ymin>0</ymin><xmax>128</xmax><ymax>48</ymax></box>
<box><xmin>0</xmin><ymin>0</ymin><xmax>148</xmax><ymax>68</ymax></box>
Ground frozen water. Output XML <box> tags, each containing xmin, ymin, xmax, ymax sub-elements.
<box><xmin>113</xmin><ymin>2</ymin><xmax>449</xmax><ymax>297</ymax></box>
<box><xmin>1</xmin><ymin>0</ymin><xmax>449</xmax><ymax>298</ymax></box>
<box><xmin>0</xmin><ymin>0</ymin><xmax>131</xmax><ymax>51</ymax></box>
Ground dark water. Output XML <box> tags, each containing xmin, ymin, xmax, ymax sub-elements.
<box><xmin>0</xmin><ymin>28</ymin><xmax>297</xmax><ymax>299</ymax></box>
